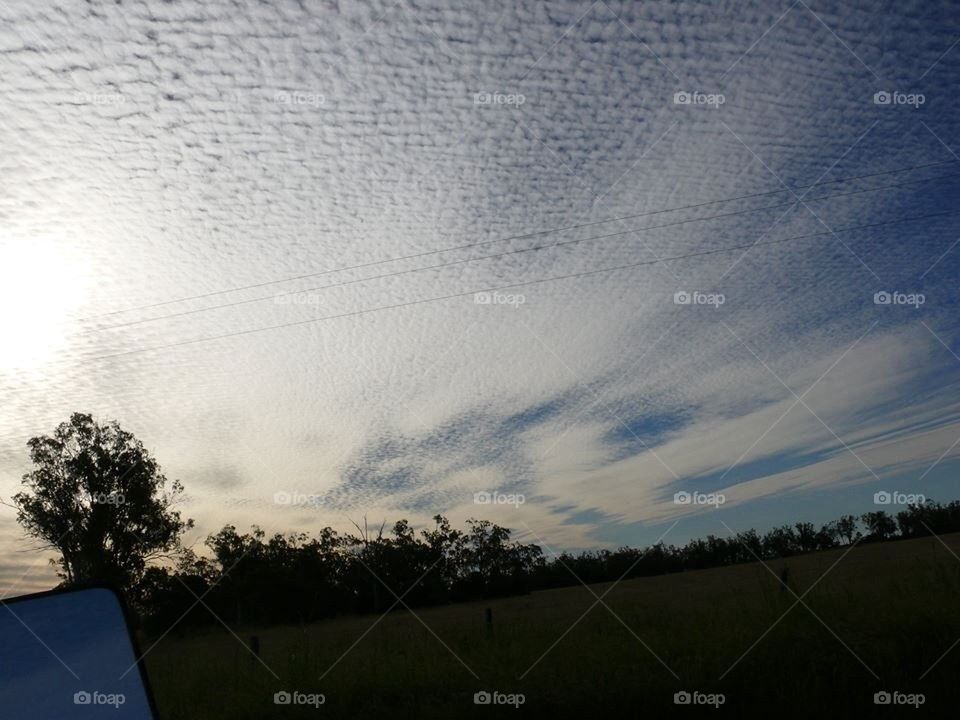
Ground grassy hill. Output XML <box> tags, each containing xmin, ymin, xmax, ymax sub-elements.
<box><xmin>145</xmin><ymin>532</ymin><xmax>960</xmax><ymax>717</ymax></box>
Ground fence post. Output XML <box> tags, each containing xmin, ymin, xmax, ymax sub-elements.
<box><xmin>779</xmin><ymin>566</ymin><xmax>790</xmax><ymax>594</ymax></box>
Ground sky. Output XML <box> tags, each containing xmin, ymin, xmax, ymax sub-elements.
<box><xmin>1</xmin><ymin>0</ymin><xmax>959</xmax><ymax>593</ymax></box>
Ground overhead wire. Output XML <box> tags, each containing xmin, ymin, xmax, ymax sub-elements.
<box><xmin>76</xmin><ymin>207</ymin><xmax>960</xmax><ymax>363</ymax></box>
<box><xmin>78</xmin><ymin>158</ymin><xmax>956</xmax><ymax>323</ymax></box>
<box><xmin>81</xmin><ymin>169</ymin><xmax>960</xmax><ymax>334</ymax></box>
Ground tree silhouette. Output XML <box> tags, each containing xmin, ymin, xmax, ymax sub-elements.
<box><xmin>861</xmin><ymin>510</ymin><xmax>897</xmax><ymax>541</ymax></box>
<box><xmin>129</xmin><ymin>502</ymin><xmax>960</xmax><ymax>632</ymax></box>
<box><xmin>14</xmin><ymin>414</ymin><xmax>960</xmax><ymax>633</ymax></box>
<box><xmin>13</xmin><ymin>413</ymin><xmax>192</xmax><ymax>597</ymax></box>
<box><xmin>836</xmin><ymin>514</ymin><xmax>861</xmax><ymax>545</ymax></box>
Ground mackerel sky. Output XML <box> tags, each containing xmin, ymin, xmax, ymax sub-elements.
<box><xmin>1</xmin><ymin>0</ymin><xmax>959</xmax><ymax>591</ymax></box>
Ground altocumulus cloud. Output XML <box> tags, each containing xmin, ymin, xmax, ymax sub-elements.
<box><xmin>0</xmin><ymin>0</ymin><xmax>959</xmax><ymax>589</ymax></box>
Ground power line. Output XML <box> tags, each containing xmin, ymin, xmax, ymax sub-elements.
<box><xmin>79</xmin><ymin>208</ymin><xmax>960</xmax><ymax>363</ymax></box>
<box><xmin>80</xmin><ymin>158</ymin><xmax>955</xmax><ymax>322</ymax></box>
<box><xmin>83</xmin><ymin>170</ymin><xmax>960</xmax><ymax>334</ymax></box>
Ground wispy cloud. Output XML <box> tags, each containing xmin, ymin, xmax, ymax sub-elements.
<box><xmin>0</xmin><ymin>0</ymin><xmax>958</xmax><ymax>590</ymax></box>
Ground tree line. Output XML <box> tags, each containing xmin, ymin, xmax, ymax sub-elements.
<box><xmin>10</xmin><ymin>414</ymin><xmax>960</xmax><ymax>634</ymax></box>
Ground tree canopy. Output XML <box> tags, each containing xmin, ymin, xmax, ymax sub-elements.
<box><xmin>13</xmin><ymin>412</ymin><xmax>960</xmax><ymax>636</ymax></box>
<box><xmin>13</xmin><ymin>412</ymin><xmax>192</xmax><ymax>594</ymax></box>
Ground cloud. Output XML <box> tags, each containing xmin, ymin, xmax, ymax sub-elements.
<box><xmin>0</xmin><ymin>0</ymin><xmax>958</xmax><ymax>589</ymax></box>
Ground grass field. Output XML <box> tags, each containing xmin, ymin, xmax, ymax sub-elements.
<box><xmin>144</xmin><ymin>533</ymin><xmax>960</xmax><ymax>717</ymax></box>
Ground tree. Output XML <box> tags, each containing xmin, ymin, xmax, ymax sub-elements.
<box><xmin>794</xmin><ymin>522</ymin><xmax>818</xmax><ymax>553</ymax></box>
<box><xmin>762</xmin><ymin>525</ymin><xmax>799</xmax><ymax>558</ymax></box>
<box><xmin>861</xmin><ymin>511</ymin><xmax>897</xmax><ymax>541</ymax></box>
<box><xmin>836</xmin><ymin>515</ymin><xmax>860</xmax><ymax>545</ymax></box>
<box><xmin>461</xmin><ymin>519</ymin><xmax>542</xmax><ymax>597</ymax></box>
<box><xmin>814</xmin><ymin>521</ymin><xmax>840</xmax><ymax>550</ymax></box>
<box><xmin>733</xmin><ymin>529</ymin><xmax>764</xmax><ymax>563</ymax></box>
<box><xmin>13</xmin><ymin>413</ymin><xmax>192</xmax><ymax>596</ymax></box>
<box><xmin>895</xmin><ymin>500</ymin><xmax>960</xmax><ymax>538</ymax></box>
<box><xmin>421</xmin><ymin>514</ymin><xmax>466</xmax><ymax>592</ymax></box>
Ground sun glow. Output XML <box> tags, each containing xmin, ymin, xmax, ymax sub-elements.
<box><xmin>0</xmin><ymin>238</ymin><xmax>88</xmax><ymax>370</ymax></box>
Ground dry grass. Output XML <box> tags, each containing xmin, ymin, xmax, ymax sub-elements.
<box><xmin>144</xmin><ymin>533</ymin><xmax>960</xmax><ymax>717</ymax></box>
